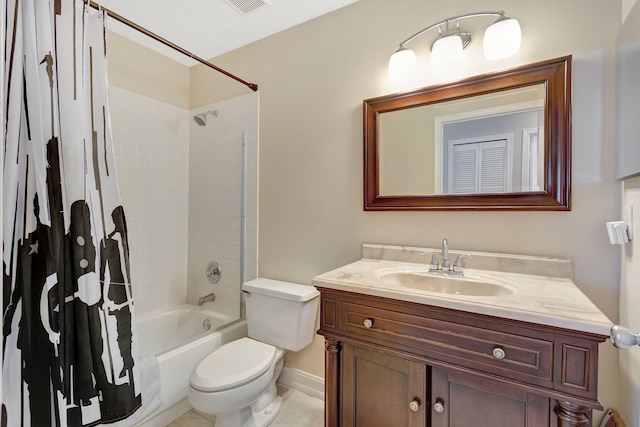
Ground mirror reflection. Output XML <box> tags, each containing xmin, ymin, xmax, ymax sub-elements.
<box><xmin>379</xmin><ymin>85</ymin><xmax>545</xmax><ymax>196</ymax></box>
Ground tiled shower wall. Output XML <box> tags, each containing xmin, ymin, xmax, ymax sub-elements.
<box><xmin>109</xmin><ymin>86</ymin><xmax>258</xmax><ymax>318</ymax></box>
<box><xmin>187</xmin><ymin>93</ymin><xmax>259</xmax><ymax>318</ymax></box>
<box><xmin>110</xmin><ymin>86</ymin><xmax>190</xmax><ymax>316</ymax></box>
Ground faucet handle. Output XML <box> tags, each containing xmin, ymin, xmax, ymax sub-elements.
<box><xmin>420</xmin><ymin>251</ymin><xmax>440</xmax><ymax>271</ymax></box>
<box><xmin>453</xmin><ymin>253</ymin><xmax>472</xmax><ymax>272</ymax></box>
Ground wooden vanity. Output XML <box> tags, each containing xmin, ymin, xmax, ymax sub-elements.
<box><xmin>313</xmin><ymin>244</ymin><xmax>612</xmax><ymax>427</ymax></box>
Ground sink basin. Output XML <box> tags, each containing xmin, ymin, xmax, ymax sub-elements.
<box><xmin>375</xmin><ymin>268</ymin><xmax>515</xmax><ymax>297</ymax></box>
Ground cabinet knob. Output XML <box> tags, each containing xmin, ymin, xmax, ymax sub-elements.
<box><xmin>433</xmin><ymin>398</ymin><xmax>445</xmax><ymax>413</ymax></box>
<box><xmin>492</xmin><ymin>347</ymin><xmax>506</xmax><ymax>360</ymax></box>
<box><xmin>363</xmin><ymin>318</ymin><xmax>374</xmax><ymax>328</ymax></box>
<box><xmin>409</xmin><ymin>399</ymin><xmax>421</xmax><ymax>412</ymax></box>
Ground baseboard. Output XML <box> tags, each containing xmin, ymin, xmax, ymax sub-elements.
<box><xmin>277</xmin><ymin>366</ymin><xmax>324</xmax><ymax>401</ymax></box>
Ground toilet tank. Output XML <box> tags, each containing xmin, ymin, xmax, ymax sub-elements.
<box><xmin>242</xmin><ymin>278</ymin><xmax>319</xmax><ymax>352</ymax></box>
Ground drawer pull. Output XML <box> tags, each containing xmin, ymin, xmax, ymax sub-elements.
<box><xmin>363</xmin><ymin>318</ymin><xmax>374</xmax><ymax>328</ymax></box>
<box><xmin>433</xmin><ymin>398</ymin><xmax>445</xmax><ymax>413</ymax></box>
<box><xmin>409</xmin><ymin>399</ymin><xmax>420</xmax><ymax>412</ymax></box>
<box><xmin>492</xmin><ymin>347</ymin><xmax>506</xmax><ymax>360</ymax></box>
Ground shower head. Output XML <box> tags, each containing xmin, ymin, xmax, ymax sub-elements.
<box><xmin>193</xmin><ymin>110</ymin><xmax>219</xmax><ymax>126</ymax></box>
<box><xmin>194</xmin><ymin>115</ymin><xmax>206</xmax><ymax>126</ymax></box>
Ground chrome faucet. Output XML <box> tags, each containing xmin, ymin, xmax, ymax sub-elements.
<box><xmin>423</xmin><ymin>238</ymin><xmax>471</xmax><ymax>277</ymax></box>
<box><xmin>197</xmin><ymin>292</ymin><xmax>217</xmax><ymax>305</ymax></box>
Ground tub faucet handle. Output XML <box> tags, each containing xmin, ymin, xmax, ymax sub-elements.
<box><xmin>206</xmin><ymin>261</ymin><xmax>222</xmax><ymax>284</ymax></box>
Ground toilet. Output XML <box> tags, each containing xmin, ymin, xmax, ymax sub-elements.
<box><xmin>188</xmin><ymin>278</ymin><xmax>320</xmax><ymax>427</ymax></box>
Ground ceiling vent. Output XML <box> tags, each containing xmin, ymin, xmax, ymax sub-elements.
<box><xmin>223</xmin><ymin>0</ymin><xmax>272</xmax><ymax>15</ymax></box>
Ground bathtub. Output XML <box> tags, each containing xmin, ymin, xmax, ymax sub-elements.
<box><xmin>136</xmin><ymin>304</ymin><xmax>248</xmax><ymax>426</ymax></box>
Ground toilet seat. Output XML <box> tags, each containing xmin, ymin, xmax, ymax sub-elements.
<box><xmin>190</xmin><ymin>337</ymin><xmax>277</xmax><ymax>393</ymax></box>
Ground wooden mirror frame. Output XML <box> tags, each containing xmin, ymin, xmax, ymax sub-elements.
<box><xmin>364</xmin><ymin>56</ymin><xmax>572</xmax><ymax>211</ymax></box>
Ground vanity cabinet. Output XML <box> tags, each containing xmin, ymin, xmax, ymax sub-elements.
<box><xmin>317</xmin><ymin>288</ymin><xmax>607</xmax><ymax>427</ymax></box>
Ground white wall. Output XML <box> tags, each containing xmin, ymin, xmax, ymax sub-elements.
<box><xmin>187</xmin><ymin>92</ymin><xmax>260</xmax><ymax>317</ymax></box>
<box><xmin>110</xmin><ymin>86</ymin><xmax>190</xmax><ymax>316</ymax></box>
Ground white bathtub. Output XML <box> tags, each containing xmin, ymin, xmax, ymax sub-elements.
<box><xmin>136</xmin><ymin>304</ymin><xmax>247</xmax><ymax>426</ymax></box>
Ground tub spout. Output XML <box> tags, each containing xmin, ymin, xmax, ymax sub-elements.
<box><xmin>197</xmin><ymin>292</ymin><xmax>216</xmax><ymax>305</ymax></box>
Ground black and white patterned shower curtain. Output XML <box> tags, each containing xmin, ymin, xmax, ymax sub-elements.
<box><xmin>3</xmin><ymin>0</ymin><xmax>142</xmax><ymax>425</ymax></box>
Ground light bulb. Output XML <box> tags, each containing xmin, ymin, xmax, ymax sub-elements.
<box><xmin>431</xmin><ymin>34</ymin><xmax>464</xmax><ymax>69</ymax></box>
<box><xmin>483</xmin><ymin>17</ymin><xmax>521</xmax><ymax>60</ymax></box>
<box><xmin>388</xmin><ymin>47</ymin><xmax>417</xmax><ymax>84</ymax></box>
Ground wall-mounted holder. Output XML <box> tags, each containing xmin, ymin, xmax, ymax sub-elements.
<box><xmin>606</xmin><ymin>221</ymin><xmax>631</xmax><ymax>244</ymax></box>
<box><xmin>606</xmin><ymin>204</ymin><xmax>633</xmax><ymax>244</ymax></box>
<box><xmin>206</xmin><ymin>261</ymin><xmax>222</xmax><ymax>284</ymax></box>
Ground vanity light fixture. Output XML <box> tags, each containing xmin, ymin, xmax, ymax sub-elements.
<box><xmin>388</xmin><ymin>10</ymin><xmax>521</xmax><ymax>83</ymax></box>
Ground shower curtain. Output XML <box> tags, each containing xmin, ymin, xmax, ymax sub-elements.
<box><xmin>3</xmin><ymin>0</ymin><xmax>142</xmax><ymax>425</ymax></box>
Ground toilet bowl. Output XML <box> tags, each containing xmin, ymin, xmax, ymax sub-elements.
<box><xmin>188</xmin><ymin>278</ymin><xmax>319</xmax><ymax>427</ymax></box>
<box><xmin>188</xmin><ymin>338</ymin><xmax>285</xmax><ymax>427</ymax></box>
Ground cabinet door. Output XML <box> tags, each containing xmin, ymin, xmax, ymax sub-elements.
<box><xmin>431</xmin><ymin>367</ymin><xmax>550</xmax><ymax>427</ymax></box>
<box><xmin>342</xmin><ymin>343</ymin><xmax>426</xmax><ymax>427</ymax></box>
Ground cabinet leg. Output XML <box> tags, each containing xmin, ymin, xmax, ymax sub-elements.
<box><xmin>555</xmin><ymin>400</ymin><xmax>590</xmax><ymax>427</ymax></box>
<box><xmin>325</xmin><ymin>338</ymin><xmax>342</xmax><ymax>427</ymax></box>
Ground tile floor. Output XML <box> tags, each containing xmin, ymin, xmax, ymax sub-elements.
<box><xmin>166</xmin><ymin>387</ymin><xmax>324</xmax><ymax>427</ymax></box>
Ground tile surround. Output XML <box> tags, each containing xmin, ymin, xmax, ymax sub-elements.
<box><xmin>187</xmin><ymin>93</ymin><xmax>259</xmax><ymax>318</ymax></box>
<box><xmin>110</xmin><ymin>87</ymin><xmax>258</xmax><ymax>318</ymax></box>
<box><xmin>110</xmin><ymin>86</ymin><xmax>190</xmax><ymax>316</ymax></box>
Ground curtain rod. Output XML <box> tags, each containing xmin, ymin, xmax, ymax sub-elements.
<box><xmin>84</xmin><ymin>0</ymin><xmax>258</xmax><ymax>91</ymax></box>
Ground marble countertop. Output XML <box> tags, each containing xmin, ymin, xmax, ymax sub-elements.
<box><xmin>312</xmin><ymin>245</ymin><xmax>613</xmax><ymax>337</ymax></box>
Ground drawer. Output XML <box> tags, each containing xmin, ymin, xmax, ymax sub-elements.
<box><xmin>339</xmin><ymin>300</ymin><xmax>553</xmax><ymax>386</ymax></box>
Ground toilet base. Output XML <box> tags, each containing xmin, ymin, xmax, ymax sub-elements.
<box><xmin>252</xmin><ymin>395</ymin><xmax>283</xmax><ymax>427</ymax></box>
<box><xmin>213</xmin><ymin>396</ymin><xmax>283</xmax><ymax>427</ymax></box>
<box><xmin>189</xmin><ymin>348</ymin><xmax>286</xmax><ymax>427</ymax></box>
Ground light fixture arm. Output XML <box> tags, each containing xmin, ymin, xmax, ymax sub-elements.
<box><xmin>396</xmin><ymin>10</ymin><xmax>506</xmax><ymax>49</ymax></box>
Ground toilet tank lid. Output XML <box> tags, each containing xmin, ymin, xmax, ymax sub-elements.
<box><xmin>243</xmin><ymin>278</ymin><xmax>319</xmax><ymax>302</ymax></box>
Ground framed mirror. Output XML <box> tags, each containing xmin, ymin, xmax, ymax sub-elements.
<box><xmin>364</xmin><ymin>56</ymin><xmax>571</xmax><ymax>210</ymax></box>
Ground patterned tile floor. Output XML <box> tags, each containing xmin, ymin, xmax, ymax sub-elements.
<box><xmin>166</xmin><ymin>387</ymin><xmax>324</xmax><ymax>427</ymax></box>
